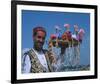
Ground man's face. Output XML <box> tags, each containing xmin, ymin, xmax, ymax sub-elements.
<box><xmin>33</xmin><ymin>31</ymin><xmax>46</xmax><ymax>51</ymax></box>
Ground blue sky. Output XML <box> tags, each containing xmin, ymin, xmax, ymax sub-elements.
<box><xmin>22</xmin><ymin>10</ymin><xmax>90</xmax><ymax>65</ymax></box>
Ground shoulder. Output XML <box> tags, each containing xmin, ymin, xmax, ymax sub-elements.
<box><xmin>43</xmin><ymin>49</ymin><xmax>48</xmax><ymax>52</ymax></box>
<box><xmin>22</xmin><ymin>48</ymin><xmax>31</xmax><ymax>63</ymax></box>
<box><xmin>22</xmin><ymin>48</ymin><xmax>31</xmax><ymax>55</ymax></box>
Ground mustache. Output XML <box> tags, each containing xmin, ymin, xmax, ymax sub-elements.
<box><xmin>37</xmin><ymin>41</ymin><xmax>44</xmax><ymax>44</ymax></box>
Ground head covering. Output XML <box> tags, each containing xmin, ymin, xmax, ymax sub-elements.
<box><xmin>33</xmin><ymin>26</ymin><xmax>46</xmax><ymax>36</ymax></box>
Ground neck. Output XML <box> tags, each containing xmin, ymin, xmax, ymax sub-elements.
<box><xmin>33</xmin><ymin>46</ymin><xmax>43</xmax><ymax>52</ymax></box>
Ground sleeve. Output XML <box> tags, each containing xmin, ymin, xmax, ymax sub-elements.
<box><xmin>22</xmin><ymin>54</ymin><xmax>31</xmax><ymax>73</ymax></box>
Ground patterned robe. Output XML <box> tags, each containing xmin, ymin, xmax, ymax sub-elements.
<box><xmin>22</xmin><ymin>48</ymin><xmax>56</xmax><ymax>73</ymax></box>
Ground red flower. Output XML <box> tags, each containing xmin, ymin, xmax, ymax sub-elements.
<box><xmin>62</xmin><ymin>33</ymin><xmax>67</xmax><ymax>40</ymax></box>
<box><xmin>65</xmin><ymin>31</ymin><xmax>72</xmax><ymax>41</ymax></box>
<box><xmin>50</xmin><ymin>34</ymin><xmax>57</xmax><ymax>39</ymax></box>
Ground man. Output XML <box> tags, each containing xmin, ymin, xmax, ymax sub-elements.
<box><xmin>22</xmin><ymin>26</ymin><xmax>56</xmax><ymax>73</ymax></box>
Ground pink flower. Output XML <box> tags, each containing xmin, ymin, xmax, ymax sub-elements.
<box><xmin>64</xmin><ymin>24</ymin><xmax>70</xmax><ymax>28</ymax></box>
<box><xmin>79</xmin><ymin>28</ymin><xmax>85</xmax><ymax>34</ymax></box>
<box><xmin>78</xmin><ymin>28</ymin><xmax>85</xmax><ymax>41</ymax></box>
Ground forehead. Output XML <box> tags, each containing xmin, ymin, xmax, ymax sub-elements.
<box><xmin>36</xmin><ymin>31</ymin><xmax>45</xmax><ymax>36</ymax></box>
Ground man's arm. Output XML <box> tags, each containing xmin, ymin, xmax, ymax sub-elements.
<box><xmin>22</xmin><ymin>55</ymin><xmax>31</xmax><ymax>73</ymax></box>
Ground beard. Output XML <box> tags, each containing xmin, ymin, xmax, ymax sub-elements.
<box><xmin>34</xmin><ymin>41</ymin><xmax>44</xmax><ymax>51</ymax></box>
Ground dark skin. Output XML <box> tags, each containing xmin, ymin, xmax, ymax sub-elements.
<box><xmin>33</xmin><ymin>30</ymin><xmax>57</xmax><ymax>63</ymax></box>
<box><xmin>33</xmin><ymin>30</ymin><xmax>46</xmax><ymax>52</ymax></box>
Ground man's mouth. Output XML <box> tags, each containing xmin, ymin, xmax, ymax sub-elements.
<box><xmin>37</xmin><ymin>42</ymin><xmax>43</xmax><ymax>46</ymax></box>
